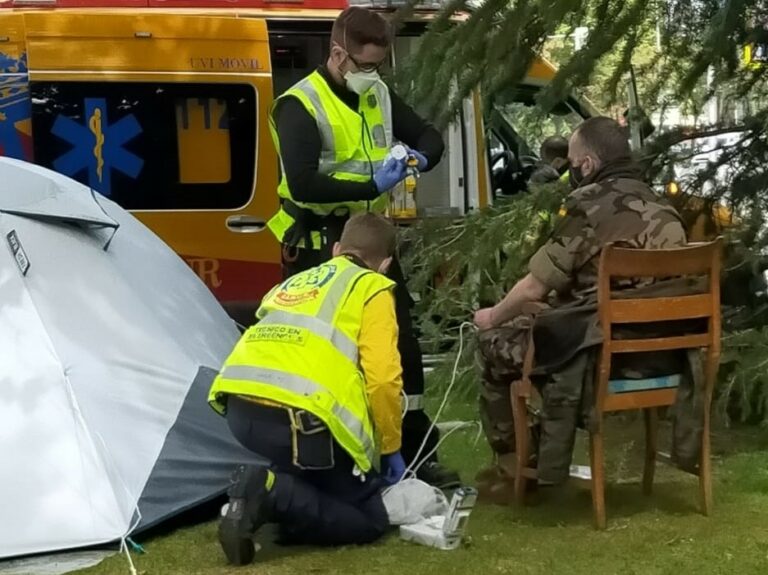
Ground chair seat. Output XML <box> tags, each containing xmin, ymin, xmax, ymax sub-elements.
<box><xmin>608</xmin><ymin>373</ymin><xmax>681</xmax><ymax>394</ymax></box>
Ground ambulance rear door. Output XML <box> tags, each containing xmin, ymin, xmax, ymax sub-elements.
<box><xmin>23</xmin><ymin>11</ymin><xmax>280</xmax><ymax>322</ymax></box>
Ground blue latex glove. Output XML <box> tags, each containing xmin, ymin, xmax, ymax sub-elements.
<box><xmin>373</xmin><ymin>157</ymin><xmax>407</xmax><ymax>193</ymax></box>
<box><xmin>381</xmin><ymin>451</ymin><xmax>406</xmax><ymax>485</ymax></box>
<box><xmin>406</xmin><ymin>147</ymin><xmax>429</xmax><ymax>171</ymax></box>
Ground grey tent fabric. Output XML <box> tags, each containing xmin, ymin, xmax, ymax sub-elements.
<box><xmin>0</xmin><ymin>157</ymin><xmax>118</xmax><ymax>228</ymax></box>
<box><xmin>0</xmin><ymin>158</ymin><xmax>265</xmax><ymax>559</ymax></box>
<box><xmin>136</xmin><ymin>367</ymin><xmax>264</xmax><ymax>531</ymax></box>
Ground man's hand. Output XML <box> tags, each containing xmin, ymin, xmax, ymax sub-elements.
<box><xmin>481</xmin><ymin>274</ymin><xmax>551</xmax><ymax>328</ymax></box>
<box><xmin>405</xmin><ymin>147</ymin><xmax>428</xmax><ymax>171</ymax></box>
<box><xmin>474</xmin><ymin>307</ymin><xmax>496</xmax><ymax>331</ymax></box>
<box><xmin>381</xmin><ymin>451</ymin><xmax>406</xmax><ymax>485</ymax></box>
<box><xmin>373</xmin><ymin>157</ymin><xmax>407</xmax><ymax>193</ymax></box>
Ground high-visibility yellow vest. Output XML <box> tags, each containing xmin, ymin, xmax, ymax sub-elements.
<box><xmin>208</xmin><ymin>256</ymin><xmax>395</xmax><ymax>473</ymax></box>
<box><xmin>267</xmin><ymin>70</ymin><xmax>393</xmax><ymax>247</ymax></box>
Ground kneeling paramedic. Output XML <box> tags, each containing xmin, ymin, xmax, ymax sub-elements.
<box><xmin>208</xmin><ymin>213</ymin><xmax>406</xmax><ymax>565</ymax></box>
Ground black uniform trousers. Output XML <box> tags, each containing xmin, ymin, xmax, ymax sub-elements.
<box><xmin>281</xmin><ymin>246</ymin><xmax>440</xmax><ymax>467</ymax></box>
<box><xmin>226</xmin><ymin>396</ymin><xmax>389</xmax><ymax>545</ymax></box>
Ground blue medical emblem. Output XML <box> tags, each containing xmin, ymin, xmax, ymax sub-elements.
<box><xmin>52</xmin><ymin>98</ymin><xmax>143</xmax><ymax>196</ymax></box>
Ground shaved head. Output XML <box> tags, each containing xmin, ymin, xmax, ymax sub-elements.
<box><xmin>569</xmin><ymin>117</ymin><xmax>630</xmax><ymax>166</ymax></box>
<box><xmin>568</xmin><ymin>116</ymin><xmax>631</xmax><ymax>183</ymax></box>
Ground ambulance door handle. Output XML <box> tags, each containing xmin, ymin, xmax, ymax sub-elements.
<box><xmin>226</xmin><ymin>215</ymin><xmax>266</xmax><ymax>233</ymax></box>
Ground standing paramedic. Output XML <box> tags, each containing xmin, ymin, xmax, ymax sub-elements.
<box><xmin>267</xmin><ymin>6</ymin><xmax>458</xmax><ymax>488</ymax></box>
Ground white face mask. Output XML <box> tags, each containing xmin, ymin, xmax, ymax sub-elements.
<box><xmin>344</xmin><ymin>69</ymin><xmax>380</xmax><ymax>95</ymax></box>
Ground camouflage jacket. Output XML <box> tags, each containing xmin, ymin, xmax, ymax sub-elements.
<box><xmin>528</xmin><ymin>174</ymin><xmax>687</xmax><ymax>300</ymax></box>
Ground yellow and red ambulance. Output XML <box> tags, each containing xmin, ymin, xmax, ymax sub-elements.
<box><xmin>0</xmin><ymin>0</ymin><xmax>566</xmax><ymax>321</ymax></box>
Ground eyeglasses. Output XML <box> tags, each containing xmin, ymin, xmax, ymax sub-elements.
<box><xmin>345</xmin><ymin>50</ymin><xmax>385</xmax><ymax>73</ymax></box>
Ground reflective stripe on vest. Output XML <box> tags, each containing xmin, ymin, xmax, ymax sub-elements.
<box><xmin>402</xmin><ymin>393</ymin><xmax>425</xmax><ymax>412</ymax></box>
<box><xmin>220</xmin><ymin>364</ymin><xmax>374</xmax><ymax>461</ymax></box>
<box><xmin>257</xmin><ymin>310</ymin><xmax>358</xmax><ymax>364</ymax></box>
<box><xmin>319</xmin><ymin>157</ymin><xmax>380</xmax><ymax>177</ymax></box>
<box><xmin>294</xmin><ymin>78</ymin><xmax>336</xmax><ymax>166</ymax></box>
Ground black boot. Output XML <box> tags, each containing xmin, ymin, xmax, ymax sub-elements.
<box><xmin>218</xmin><ymin>464</ymin><xmax>274</xmax><ymax>566</ymax></box>
<box><xmin>401</xmin><ymin>411</ymin><xmax>461</xmax><ymax>490</ymax></box>
<box><xmin>416</xmin><ymin>460</ymin><xmax>461</xmax><ymax>490</ymax></box>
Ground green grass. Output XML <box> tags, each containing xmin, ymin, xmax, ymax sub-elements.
<box><xmin>75</xmin><ymin>406</ymin><xmax>768</xmax><ymax>575</ymax></box>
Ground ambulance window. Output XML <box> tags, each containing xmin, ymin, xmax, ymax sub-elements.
<box><xmin>30</xmin><ymin>82</ymin><xmax>256</xmax><ymax>211</ymax></box>
<box><xmin>269</xmin><ymin>34</ymin><xmax>329</xmax><ymax>97</ymax></box>
<box><xmin>494</xmin><ymin>99</ymin><xmax>582</xmax><ymax>155</ymax></box>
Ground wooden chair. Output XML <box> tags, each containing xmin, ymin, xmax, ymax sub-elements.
<box><xmin>511</xmin><ymin>239</ymin><xmax>722</xmax><ymax>529</ymax></box>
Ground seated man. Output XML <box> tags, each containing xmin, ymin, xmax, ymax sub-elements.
<box><xmin>529</xmin><ymin>135</ymin><xmax>569</xmax><ymax>184</ymax></box>
<box><xmin>473</xmin><ymin>117</ymin><xmax>688</xmax><ymax>495</ymax></box>
<box><xmin>208</xmin><ymin>213</ymin><xmax>406</xmax><ymax>564</ymax></box>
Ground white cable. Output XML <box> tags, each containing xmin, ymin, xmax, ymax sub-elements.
<box><xmin>400</xmin><ymin>321</ymin><xmax>476</xmax><ymax>482</ymax></box>
<box><xmin>472</xmin><ymin>422</ymin><xmax>484</xmax><ymax>446</ymax></box>
<box><xmin>401</xmin><ymin>389</ymin><xmax>410</xmax><ymax>418</ymax></box>
<box><xmin>403</xmin><ymin>421</ymin><xmax>483</xmax><ymax>481</ymax></box>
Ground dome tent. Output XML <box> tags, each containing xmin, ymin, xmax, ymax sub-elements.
<box><xmin>0</xmin><ymin>157</ymin><xmax>262</xmax><ymax>559</ymax></box>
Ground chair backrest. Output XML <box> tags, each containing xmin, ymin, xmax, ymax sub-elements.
<box><xmin>597</xmin><ymin>239</ymin><xmax>722</xmax><ymax>355</ymax></box>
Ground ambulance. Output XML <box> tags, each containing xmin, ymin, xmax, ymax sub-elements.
<box><xmin>0</xmin><ymin>0</ymin><xmax>571</xmax><ymax>322</ymax></box>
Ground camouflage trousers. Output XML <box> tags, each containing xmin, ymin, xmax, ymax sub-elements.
<box><xmin>476</xmin><ymin>313</ymin><xmax>707</xmax><ymax>483</ymax></box>
<box><xmin>475</xmin><ymin>314</ymin><xmax>535</xmax><ymax>456</ymax></box>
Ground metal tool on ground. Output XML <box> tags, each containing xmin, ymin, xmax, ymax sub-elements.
<box><xmin>398</xmin><ymin>486</ymin><xmax>478</xmax><ymax>550</ymax></box>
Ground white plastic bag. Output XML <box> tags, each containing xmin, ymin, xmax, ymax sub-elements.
<box><xmin>381</xmin><ymin>478</ymin><xmax>449</xmax><ymax>526</ymax></box>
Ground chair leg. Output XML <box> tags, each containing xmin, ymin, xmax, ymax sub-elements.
<box><xmin>589</xmin><ymin>430</ymin><xmax>607</xmax><ymax>529</ymax></box>
<box><xmin>511</xmin><ymin>381</ymin><xmax>528</xmax><ymax>505</ymax></box>
<box><xmin>699</xmin><ymin>409</ymin><xmax>713</xmax><ymax>516</ymax></box>
<box><xmin>643</xmin><ymin>408</ymin><xmax>658</xmax><ymax>495</ymax></box>
<box><xmin>698</xmin><ymin>350</ymin><xmax>718</xmax><ymax>517</ymax></box>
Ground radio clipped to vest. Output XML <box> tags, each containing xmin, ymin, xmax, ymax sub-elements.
<box><xmin>387</xmin><ymin>144</ymin><xmax>419</xmax><ymax>220</ymax></box>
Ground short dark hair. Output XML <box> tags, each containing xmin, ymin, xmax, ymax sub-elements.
<box><xmin>540</xmin><ymin>136</ymin><xmax>569</xmax><ymax>164</ymax></box>
<box><xmin>331</xmin><ymin>7</ymin><xmax>391</xmax><ymax>54</ymax></box>
<box><xmin>574</xmin><ymin>116</ymin><xmax>631</xmax><ymax>164</ymax></box>
<box><xmin>339</xmin><ymin>213</ymin><xmax>396</xmax><ymax>266</ymax></box>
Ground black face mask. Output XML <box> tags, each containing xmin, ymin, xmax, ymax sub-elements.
<box><xmin>568</xmin><ymin>164</ymin><xmax>584</xmax><ymax>190</ymax></box>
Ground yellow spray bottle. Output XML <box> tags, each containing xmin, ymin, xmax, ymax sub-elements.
<box><xmin>388</xmin><ymin>144</ymin><xmax>419</xmax><ymax>219</ymax></box>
